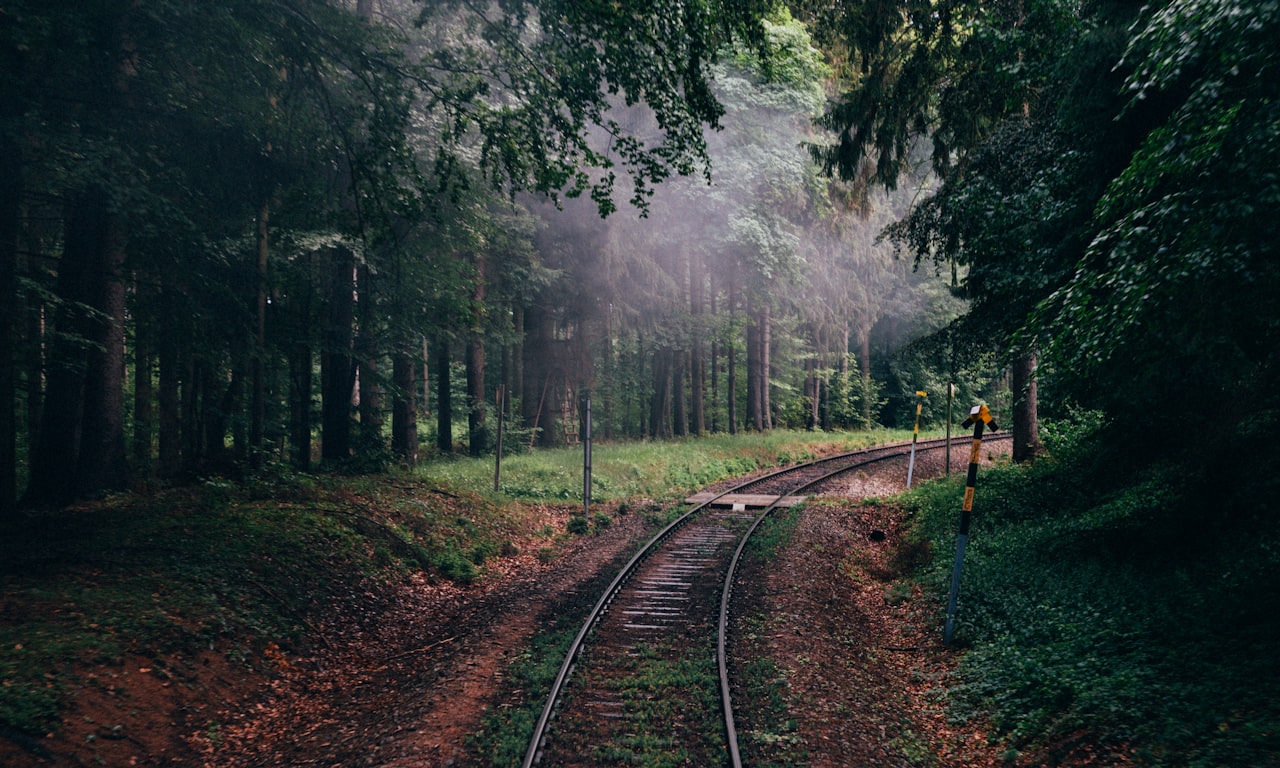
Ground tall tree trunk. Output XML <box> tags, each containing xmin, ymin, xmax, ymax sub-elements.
<box><xmin>689</xmin><ymin>254</ymin><xmax>706</xmax><ymax>436</ymax></box>
<box><xmin>511</xmin><ymin>306</ymin><xmax>524</xmax><ymax>418</ymax></box>
<box><xmin>726</xmin><ymin>283</ymin><xmax>738</xmax><ymax>435</ymax></box>
<box><xmin>466</xmin><ymin>253</ymin><xmax>487</xmax><ymax>456</ymax></box>
<box><xmin>466</xmin><ymin>336</ymin><xmax>486</xmax><ymax>456</ymax></box>
<box><xmin>132</xmin><ymin>301</ymin><xmax>153</xmax><ymax>478</ymax></box>
<box><xmin>158</xmin><ymin>337</ymin><xmax>181</xmax><ymax>478</ymax></box>
<box><xmin>74</xmin><ymin>194</ymin><xmax>129</xmax><ymax>498</ymax></box>
<box><xmin>857</xmin><ymin>325</ymin><xmax>872</xmax><ymax>429</ymax></box>
<box><xmin>746</xmin><ymin>321</ymin><xmax>757</xmax><ymax>432</ymax></box>
<box><xmin>0</xmin><ymin>136</ymin><xmax>18</xmax><ymax>515</ymax></box>
<box><xmin>422</xmin><ymin>337</ymin><xmax>430</xmax><ymax>419</ymax></box>
<box><xmin>26</xmin><ymin>302</ymin><xmax>86</xmax><ymax>506</ymax></box>
<box><xmin>672</xmin><ymin>350</ymin><xmax>687</xmax><ymax>437</ymax></box>
<box><xmin>1011</xmin><ymin>351</ymin><xmax>1043</xmax><ymax>462</ymax></box>
<box><xmin>182</xmin><ymin>354</ymin><xmax>202</xmax><ymax>475</ymax></box>
<box><xmin>250</xmin><ymin>200</ymin><xmax>269</xmax><ymax>467</ymax></box>
<box><xmin>521</xmin><ymin>306</ymin><xmax>559</xmax><ymax>448</ymax></box>
<box><xmin>626</xmin><ymin>330</ymin><xmax>642</xmax><ymax>436</ymax></box>
<box><xmin>25</xmin><ymin>284</ymin><xmax>44</xmax><ymax>475</ymax></box>
<box><xmin>204</xmin><ymin>360</ymin><xmax>240</xmax><ymax>473</ymax></box>
<box><xmin>805</xmin><ymin>357</ymin><xmax>818</xmax><ymax>431</ymax></box>
<box><xmin>321</xmin><ymin>246</ymin><xmax>355</xmax><ymax>462</ymax></box>
<box><xmin>746</xmin><ymin>301</ymin><xmax>769</xmax><ymax>432</ymax></box>
<box><xmin>228</xmin><ymin>358</ymin><xmax>249</xmax><ymax>469</ymax></box>
<box><xmin>289</xmin><ymin>342</ymin><xmax>312</xmax><ymax>471</ymax></box>
<box><xmin>708</xmin><ymin>284</ymin><xmax>719</xmax><ymax>434</ymax></box>
<box><xmin>601</xmin><ymin>305</ymin><xmax>615</xmax><ymax>439</ymax></box>
<box><xmin>649</xmin><ymin>348</ymin><xmax>672</xmax><ymax>439</ymax></box>
<box><xmin>435</xmin><ymin>335</ymin><xmax>453</xmax><ymax>454</ymax></box>
<box><xmin>21</xmin><ymin>189</ymin><xmax>49</xmax><ymax>475</ymax></box>
<box><xmin>391</xmin><ymin>344</ymin><xmax>417</xmax><ymax>463</ymax></box>
<box><xmin>26</xmin><ymin>190</ymin><xmax>128</xmax><ymax>506</ymax></box>
<box><xmin>355</xmin><ymin>263</ymin><xmax>383</xmax><ymax>452</ymax></box>
<box><xmin>760</xmin><ymin>303</ymin><xmax>772</xmax><ymax>431</ymax></box>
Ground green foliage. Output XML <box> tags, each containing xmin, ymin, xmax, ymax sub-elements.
<box><xmin>905</xmin><ymin>440</ymin><xmax>1280</xmax><ymax>765</ymax></box>
<box><xmin>1035</xmin><ymin>0</ymin><xmax>1280</xmax><ymax>432</ymax></box>
<box><xmin>415</xmin><ymin>0</ymin><xmax>772</xmax><ymax>214</ymax></box>
<box><xmin>588</xmin><ymin>643</ymin><xmax>724</xmax><ymax>767</ymax></box>
<box><xmin>745</xmin><ymin>506</ymin><xmax>803</xmax><ymax>562</ymax></box>
<box><xmin>816</xmin><ymin>0</ymin><xmax>1280</xmax><ymax>448</ymax></box>
<box><xmin>1037</xmin><ymin>407</ymin><xmax>1108</xmax><ymax>458</ymax></box>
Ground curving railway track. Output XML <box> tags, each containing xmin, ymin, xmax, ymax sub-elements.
<box><xmin>522</xmin><ymin>434</ymin><xmax>1012</xmax><ymax>768</ymax></box>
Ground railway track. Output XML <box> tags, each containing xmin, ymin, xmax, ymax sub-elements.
<box><xmin>522</xmin><ymin>433</ymin><xmax>1012</xmax><ymax>768</ymax></box>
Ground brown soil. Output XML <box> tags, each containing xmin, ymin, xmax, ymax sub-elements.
<box><xmin>735</xmin><ymin>496</ymin><xmax>1002</xmax><ymax>767</ymax></box>
<box><xmin>3</xmin><ymin>443</ymin><xmax>1017</xmax><ymax>768</ymax></box>
<box><xmin>731</xmin><ymin>445</ymin><xmax>1007</xmax><ymax>767</ymax></box>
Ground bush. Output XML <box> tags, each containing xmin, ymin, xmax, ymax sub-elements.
<box><xmin>907</xmin><ymin>447</ymin><xmax>1280</xmax><ymax>765</ymax></box>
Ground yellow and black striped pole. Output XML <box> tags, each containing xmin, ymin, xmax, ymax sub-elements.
<box><xmin>905</xmin><ymin>390</ymin><xmax>927</xmax><ymax>488</ymax></box>
<box><xmin>944</xmin><ymin>404</ymin><xmax>998</xmax><ymax>645</ymax></box>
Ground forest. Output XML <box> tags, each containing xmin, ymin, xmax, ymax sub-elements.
<box><xmin>2</xmin><ymin>0</ymin><xmax>1274</xmax><ymax>510</ymax></box>
<box><xmin>0</xmin><ymin>0</ymin><xmax>947</xmax><ymax>510</ymax></box>
<box><xmin>2</xmin><ymin>0</ymin><xmax>1279</xmax><ymax>764</ymax></box>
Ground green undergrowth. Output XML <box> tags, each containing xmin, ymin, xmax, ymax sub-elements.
<box><xmin>0</xmin><ymin>471</ymin><xmax>529</xmax><ymax>739</ymax></box>
<box><xmin>421</xmin><ymin>428</ymin><xmax>917</xmax><ymax>503</ymax></box>
<box><xmin>589</xmin><ymin>643</ymin><xmax>723</xmax><ymax>767</ymax></box>
<box><xmin>903</xmin><ymin>419</ymin><xmax>1280</xmax><ymax>766</ymax></box>
<box><xmin>466</xmin><ymin>616</ymin><xmax>582</xmax><ymax>767</ymax></box>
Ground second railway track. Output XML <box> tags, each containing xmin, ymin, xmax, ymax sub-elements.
<box><xmin>523</xmin><ymin>433</ymin><xmax>1012</xmax><ymax>768</ymax></box>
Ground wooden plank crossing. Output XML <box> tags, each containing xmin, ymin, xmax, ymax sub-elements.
<box><xmin>684</xmin><ymin>493</ymin><xmax>807</xmax><ymax>508</ymax></box>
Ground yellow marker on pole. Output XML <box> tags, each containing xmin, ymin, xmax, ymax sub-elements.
<box><xmin>906</xmin><ymin>391</ymin><xmax>927</xmax><ymax>489</ymax></box>
<box><xmin>945</xmin><ymin>404</ymin><xmax>998</xmax><ymax>645</ymax></box>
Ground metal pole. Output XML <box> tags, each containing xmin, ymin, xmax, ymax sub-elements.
<box><xmin>945</xmin><ymin>382</ymin><xmax>954</xmax><ymax>476</ymax></box>
<box><xmin>945</xmin><ymin>404</ymin><xmax>997</xmax><ymax>645</ymax></box>
<box><xmin>583</xmin><ymin>392</ymin><xmax>592</xmax><ymax>518</ymax></box>
<box><xmin>906</xmin><ymin>390</ymin><xmax>926</xmax><ymax>488</ymax></box>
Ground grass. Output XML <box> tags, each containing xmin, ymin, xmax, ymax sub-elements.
<box><xmin>420</xmin><ymin>428</ymin><xmax>919</xmax><ymax>503</ymax></box>
<box><xmin>902</xmin><ymin>421</ymin><xmax>1280</xmax><ymax>766</ymax></box>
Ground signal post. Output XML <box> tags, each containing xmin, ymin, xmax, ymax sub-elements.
<box><xmin>944</xmin><ymin>404</ymin><xmax>997</xmax><ymax>645</ymax></box>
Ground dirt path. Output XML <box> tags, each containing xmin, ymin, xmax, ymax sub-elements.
<box><xmin>730</xmin><ymin>445</ymin><xmax>1006</xmax><ymax>767</ymax></box>
<box><xmin>191</xmin><ymin>507</ymin><xmax>655</xmax><ymax>768</ymax></box>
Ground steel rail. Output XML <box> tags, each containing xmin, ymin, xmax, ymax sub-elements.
<box><xmin>521</xmin><ymin>433</ymin><xmax>1009</xmax><ymax>768</ymax></box>
<box><xmin>519</xmin><ymin>447</ymin><xmax>835</xmax><ymax>767</ymax></box>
